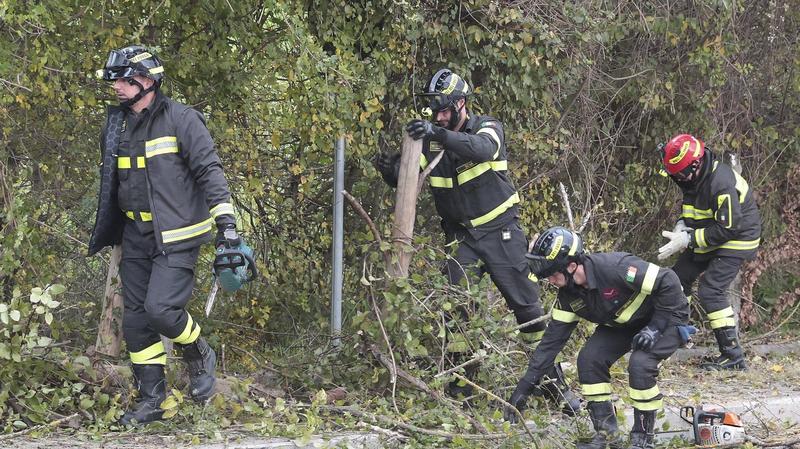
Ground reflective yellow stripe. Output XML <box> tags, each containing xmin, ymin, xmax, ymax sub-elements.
<box><xmin>129</xmin><ymin>52</ymin><xmax>153</xmax><ymax>63</ymax></box>
<box><xmin>118</xmin><ymin>157</ymin><xmax>131</xmax><ymax>169</ymax></box>
<box><xmin>633</xmin><ymin>399</ymin><xmax>663</xmax><ymax>411</ymax></box>
<box><xmin>130</xmin><ymin>341</ymin><xmax>167</xmax><ymax>365</ymax></box>
<box><xmin>695</xmin><ymin>228</ymin><xmax>707</xmax><ymax>248</ymax></box>
<box><xmin>733</xmin><ymin>171</ymin><xmax>749</xmax><ymax>203</ymax></box>
<box><xmin>707</xmin><ymin>306</ymin><xmax>734</xmax><ymax>321</ymax></box>
<box><xmin>586</xmin><ymin>395</ymin><xmax>612</xmax><ymax>402</ymax></box>
<box><xmin>614</xmin><ymin>263</ymin><xmax>659</xmax><ymax>324</ymax></box>
<box><xmin>567</xmin><ymin>231</ymin><xmax>579</xmax><ymax>256</ymax></box>
<box><xmin>420</xmin><ymin>154</ymin><xmax>429</xmax><ymax>170</ymax></box>
<box><xmin>149</xmin><ymin>66</ymin><xmax>164</xmax><ymax>75</ymax></box>
<box><xmin>694</xmin><ymin>238</ymin><xmax>760</xmax><ymax>254</ymax></box>
<box><xmin>210</xmin><ymin>202</ymin><xmax>235</xmax><ymax>218</ymax></box>
<box><xmin>552</xmin><ymin>308</ymin><xmax>579</xmax><ymax>323</ymax></box>
<box><xmin>441</xmin><ymin>75</ymin><xmax>458</xmax><ymax>95</ymax></box>
<box><xmin>430</xmin><ymin>176</ymin><xmax>453</xmax><ymax>188</ymax></box>
<box><xmin>125</xmin><ymin>211</ymin><xmax>152</xmax><ymax>221</ymax></box>
<box><xmin>519</xmin><ymin>330</ymin><xmax>545</xmax><ymax>343</ymax></box>
<box><xmin>161</xmin><ymin>218</ymin><xmax>214</xmax><ymax>243</ymax></box>
<box><xmin>528</xmin><ymin>272</ymin><xmax>538</xmax><ymax>282</ymax></box>
<box><xmin>476</xmin><ymin>127</ymin><xmax>501</xmax><ymax>159</ymax></box>
<box><xmin>173</xmin><ymin>314</ymin><xmax>201</xmax><ymax>344</ymax></box>
<box><xmin>681</xmin><ymin>205</ymin><xmax>713</xmax><ymax>220</ymax></box>
<box><xmin>469</xmin><ymin>192</ymin><xmax>519</xmax><ymax>227</ymax></box>
<box><xmin>716</xmin><ymin>193</ymin><xmax>733</xmax><ymax>228</ymax></box>
<box><xmin>456</xmin><ymin>160</ymin><xmax>508</xmax><ymax>185</ymax></box>
<box><xmin>581</xmin><ymin>383</ymin><xmax>611</xmax><ymax>396</ymax></box>
<box><xmin>629</xmin><ymin>385</ymin><xmax>660</xmax><ymax>401</ymax></box>
<box><xmin>710</xmin><ymin>317</ymin><xmax>737</xmax><ymax>329</ymax></box>
<box><xmin>145</xmin><ymin>136</ymin><xmax>178</xmax><ymax>158</ymax></box>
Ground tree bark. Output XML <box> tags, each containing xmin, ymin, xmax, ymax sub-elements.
<box><xmin>95</xmin><ymin>245</ymin><xmax>124</xmax><ymax>357</ymax></box>
<box><xmin>388</xmin><ymin>133</ymin><xmax>422</xmax><ymax>278</ymax></box>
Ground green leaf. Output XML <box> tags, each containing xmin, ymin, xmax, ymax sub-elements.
<box><xmin>9</xmin><ymin>310</ymin><xmax>20</xmax><ymax>321</ymax></box>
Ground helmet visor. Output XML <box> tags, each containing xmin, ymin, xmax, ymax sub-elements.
<box><xmin>418</xmin><ymin>92</ymin><xmax>453</xmax><ymax>112</ymax></box>
<box><xmin>525</xmin><ymin>254</ymin><xmax>561</xmax><ymax>278</ymax></box>
<box><xmin>101</xmin><ymin>50</ymin><xmax>134</xmax><ymax>81</ymax></box>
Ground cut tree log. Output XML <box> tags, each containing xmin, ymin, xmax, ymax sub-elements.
<box><xmin>388</xmin><ymin>133</ymin><xmax>423</xmax><ymax>278</ymax></box>
<box><xmin>95</xmin><ymin>245</ymin><xmax>124</xmax><ymax>357</ymax></box>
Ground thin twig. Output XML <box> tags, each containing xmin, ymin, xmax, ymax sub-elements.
<box><xmin>319</xmin><ymin>405</ymin><xmax>519</xmax><ymax>441</ymax></box>
<box><xmin>451</xmin><ymin>373</ymin><xmax>538</xmax><ymax>444</ymax></box>
<box><xmin>417</xmin><ymin>150</ymin><xmax>445</xmax><ymax>196</ymax></box>
<box><xmin>342</xmin><ymin>190</ymin><xmax>382</xmax><ymax>245</ymax></box>
<box><xmin>0</xmin><ymin>413</ymin><xmax>80</xmax><ymax>441</ymax></box>
<box><xmin>434</xmin><ymin>354</ymin><xmax>486</xmax><ymax>379</ymax></box>
<box><xmin>510</xmin><ymin>313</ymin><xmax>551</xmax><ymax>332</ymax></box>
<box><xmin>369</xmin><ymin>290</ymin><xmax>400</xmax><ymax>415</ymax></box>
<box><xmin>558</xmin><ymin>182</ymin><xmax>574</xmax><ymax>230</ymax></box>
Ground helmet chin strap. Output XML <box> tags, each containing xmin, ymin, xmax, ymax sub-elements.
<box><xmin>120</xmin><ymin>78</ymin><xmax>158</xmax><ymax>109</ymax></box>
<box><xmin>446</xmin><ymin>99</ymin><xmax>466</xmax><ymax>130</ymax></box>
<box><xmin>560</xmin><ymin>263</ymin><xmax>579</xmax><ymax>291</ymax></box>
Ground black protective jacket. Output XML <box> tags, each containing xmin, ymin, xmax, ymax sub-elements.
<box><xmin>521</xmin><ymin>253</ymin><xmax>688</xmax><ymax>384</ymax></box>
<box><xmin>88</xmin><ymin>92</ymin><xmax>235</xmax><ymax>255</ymax></box>
<box><xmin>676</xmin><ymin>151</ymin><xmax>761</xmax><ymax>260</ymax></box>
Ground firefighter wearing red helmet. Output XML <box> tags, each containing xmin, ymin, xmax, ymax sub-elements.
<box><xmin>658</xmin><ymin>134</ymin><xmax>761</xmax><ymax>370</ymax></box>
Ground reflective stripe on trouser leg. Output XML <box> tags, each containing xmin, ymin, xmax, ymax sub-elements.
<box><xmin>130</xmin><ymin>340</ymin><xmax>167</xmax><ymax>365</ymax></box>
<box><xmin>172</xmin><ymin>313</ymin><xmax>201</xmax><ymax>344</ymax></box>
<box><xmin>581</xmin><ymin>382</ymin><xmax>612</xmax><ymax>403</ymax></box>
<box><xmin>707</xmin><ymin>306</ymin><xmax>736</xmax><ymax>329</ymax></box>
<box><xmin>629</xmin><ymin>385</ymin><xmax>663</xmax><ymax>411</ymax></box>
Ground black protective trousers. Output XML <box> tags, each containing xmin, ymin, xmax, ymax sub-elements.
<box><xmin>119</xmin><ymin>219</ymin><xmax>200</xmax><ymax>365</ymax></box>
<box><xmin>577</xmin><ymin>325</ymin><xmax>684</xmax><ymax>411</ymax></box>
<box><xmin>671</xmin><ymin>251</ymin><xmax>744</xmax><ymax>329</ymax></box>
<box><xmin>444</xmin><ymin>219</ymin><xmax>545</xmax><ymax>338</ymax></box>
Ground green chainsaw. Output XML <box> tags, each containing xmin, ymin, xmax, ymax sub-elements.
<box><xmin>204</xmin><ymin>228</ymin><xmax>258</xmax><ymax>317</ymax></box>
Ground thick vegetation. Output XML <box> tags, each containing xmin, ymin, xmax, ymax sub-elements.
<box><xmin>1</xmin><ymin>0</ymin><xmax>798</xmax><ymax>446</ymax></box>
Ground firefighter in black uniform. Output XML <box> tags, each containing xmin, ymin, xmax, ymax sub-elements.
<box><xmin>375</xmin><ymin>69</ymin><xmax>579</xmax><ymax>414</ymax></box>
<box><xmin>505</xmin><ymin>227</ymin><xmax>690</xmax><ymax>449</ymax></box>
<box><xmin>89</xmin><ymin>46</ymin><xmax>245</xmax><ymax>425</ymax></box>
<box><xmin>657</xmin><ymin>134</ymin><xmax>761</xmax><ymax>370</ymax></box>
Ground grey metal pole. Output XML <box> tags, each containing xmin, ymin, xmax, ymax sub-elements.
<box><xmin>331</xmin><ymin>136</ymin><xmax>345</xmax><ymax>347</ymax></box>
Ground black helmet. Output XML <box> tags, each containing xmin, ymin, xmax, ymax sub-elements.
<box><xmin>526</xmin><ymin>226</ymin><xmax>584</xmax><ymax>278</ymax></box>
<box><xmin>420</xmin><ymin>68</ymin><xmax>470</xmax><ymax>110</ymax></box>
<box><xmin>419</xmin><ymin>68</ymin><xmax>470</xmax><ymax>128</ymax></box>
<box><xmin>97</xmin><ymin>45</ymin><xmax>164</xmax><ymax>83</ymax></box>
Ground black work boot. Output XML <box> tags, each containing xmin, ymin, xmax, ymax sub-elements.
<box><xmin>445</xmin><ymin>363</ymin><xmax>478</xmax><ymax>401</ymax></box>
<box><xmin>627</xmin><ymin>408</ymin><xmax>656</xmax><ymax>449</ymax></box>
<box><xmin>119</xmin><ymin>364</ymin><xmax>166</xmax><ymax>426</ymax></box>
<box><xmin>576</xmin><ymin>401</ymin><xmax>624</xmax><ymax>449</ymax></box>
<box><xmin>178</xmin><ymin>337</ymin><xmax>217</xmax><ymax>402</ymax></box>
<box><xmin>537</xmin><ymin>363</ymin><xmax>583</xmax><ymax>416</ymax></box>
<box><xmin>701</xmin><ymin>326</ymin><xmax>747</xmax><ymax>371</ymax></box>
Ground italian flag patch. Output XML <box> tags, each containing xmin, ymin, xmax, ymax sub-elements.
<box><xmin>625</xmin><ymin>266</ymin><xmax>638</xmax><ymax>283</ymax></box>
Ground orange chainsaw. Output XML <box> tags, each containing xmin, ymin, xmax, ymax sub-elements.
<box><xmin>680</xmin><ymin>405</ymin><xmax>746</xmax><ymax>445</ymax></box>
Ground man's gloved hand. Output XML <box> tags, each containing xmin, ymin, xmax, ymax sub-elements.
<box><xmin>657</xmin><ymin>230</ymin><xmax>691</xmax><ymax>260</ymax></box>
<box><xmin>632</xmin><ymin>326</ymin><xmax>661</xmax><ymax>351</ymax></box>
<box><xmin>375</xmin><ymin>152</ymin><xmax>397</xmax><ymax>176</ymax></box>
<box><xmin>216</xmin><ymin>223</ymin><xmax>241</xmax><ymax>249</ymax></box>
<box><xmin>672</xmin><ymin>219</ymin><xmax>693</xmax><ymax>234</ymax></box>
<box><xmin>405</xmin><ymin>119</ymin><xmax>447</xmax><ymax>142</ymax></box>
<box><xmin>503</xmin><ymin>379</ymin><xmax>536</xmax><ymax>423</ymax></box>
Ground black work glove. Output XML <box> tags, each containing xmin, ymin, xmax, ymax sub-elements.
<box><xmin>503</xmin><ymin>378</ymin><xmax>537</xmax><ymax>423</ymax></box>
<box><xmin>374</xmin><ymin>152</ymin><xmax>400</xmax><ymax>187</ymax></box>
<box><xmin>216</xmin><ymin>223</ymin><xmax>241</xmax><ymax>249</ymax></box>
<box><xmin>405</xmin><ymin>119</ymin><xmax>447</xmax><ymax>142</ymax></box>
<box><xmin>631</xmin><ymin>326</ymin><xmax>661</xmax><ymax>352</ymax></box>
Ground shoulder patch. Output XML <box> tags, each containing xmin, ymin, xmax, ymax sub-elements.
<box><xmin>479</xmin><ymin>121</ymin><xmax>499</xmax><ymax>129</ymax></box>
<box><xmin>625</xmin><ymin>266</ymin><xmax>637</xmax><ymax>283</ymax></box>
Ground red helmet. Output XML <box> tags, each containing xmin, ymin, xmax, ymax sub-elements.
<box><xmin>662</xmin><ymin>134</ymin><xmax>705</xmax><ymax>176</ymax></box>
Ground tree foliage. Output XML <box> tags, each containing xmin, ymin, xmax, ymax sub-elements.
<box><xmin>1</xmin><ymin>0</ymin><xmax>798</xmax><ymax>443</ymax></box>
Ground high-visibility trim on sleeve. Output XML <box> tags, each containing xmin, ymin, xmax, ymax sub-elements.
<box><xmin>695</xmin><ymin>228</ymin><xmax>708</xmax><ymax>248</ymax></box>
<box><xmin>552</xmin><ymin>308</ymin><xmax>579</xmax><ymax>323</ymax></box>
<box><xmin>681</xmin><ymin>205</ymin><xmax>713</xmax><ymax>220</ymax></box>
<box><xmin>430</xmin><ymin>176</ymin><xmax>453</xmax><ymax>188</ymax></box>
<box><xmin>210</xmin><ymin>202</ymin><xmax>235</xmax><ymax>219</ymax></box>
<box><xmin>161</xmin><ymin>218</ymin><xmax>214</xmax><ymax>243</ymax></box>
<box><xmin>129</xmin><ymin>341</ymin><xmax>167</xmax><ymax>365</ymax></box>
<box><xmin>614</xmin><ymin>263</ymin><xmax>659</xmax><ymax>324</ymax></box>
<box><xmin>476</xmin><ymin>127</ymin><xmax>502</xmax><ymax>159</ymax></box>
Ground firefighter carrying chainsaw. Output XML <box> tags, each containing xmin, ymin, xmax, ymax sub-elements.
<box><xmin>375</xmin><ymin>68</ymin><xmax>580</xmax><ymax>415</ymax></box>
<box><xmin>657</xmin><ymin>134</ymin><xmax>761</xmax><ymax>370</ymax></box>
<box><xmin>506</xmin><ymin>227</ymin><xmax>692</xmax><ymax>449</ymax></box>
<box><xmin>89</xmin><ymin>45</ymin><xmax>253</xmax><ymax>425</ymax></box>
